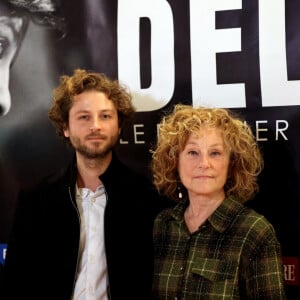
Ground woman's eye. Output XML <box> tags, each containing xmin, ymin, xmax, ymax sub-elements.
<box><xmin>187</xmin><ymin>150</ymin><xmax>198</xmax><ymax>156</ymax></box>
<box><xmin>211</xmin><ymin>151</ymin><xmax>221</xmax><ymax>156</ymax></box>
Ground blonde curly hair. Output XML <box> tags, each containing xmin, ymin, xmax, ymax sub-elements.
<box><xmin>151</xmin><ymin>104</ymin><xmax>263</xmax><ymax>203</ymax></box>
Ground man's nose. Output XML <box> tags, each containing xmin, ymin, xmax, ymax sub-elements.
<box><xmin>89</xmin><ymin>117</ymin><xmax>101</xmax><ymax>131</ymax></box>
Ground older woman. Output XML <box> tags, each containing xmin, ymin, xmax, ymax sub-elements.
<box><xmin>151</xmin><ymin>104</ymin><xmax>286</xmax><ymax>299</ymax></box>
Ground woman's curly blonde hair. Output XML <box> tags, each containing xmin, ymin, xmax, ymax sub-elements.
<box><xmin>151</xmin><ymin>104</ymin><xmax>263</xmax><ymax>203</ymax></box>
<box><xmin>48</xmin><ymin>68</ymin><xmax>135</xmax><ymax>145</ymax></box>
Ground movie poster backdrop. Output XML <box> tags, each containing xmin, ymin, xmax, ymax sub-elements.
<box><xmin>0</xmin><ymin>0</ymin><xmax>299</xmax><ymax>298</ymax></box>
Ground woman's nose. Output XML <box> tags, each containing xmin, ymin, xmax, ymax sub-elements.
<box><xmin>197</xmin><ymin>154</ymin><xmax>210</xmax><ymax>168</ymax></box>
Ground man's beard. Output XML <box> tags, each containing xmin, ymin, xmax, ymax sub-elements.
<box><xmin>70</xmin><ymin>134</ymin><xmax>118</xmax><ymax>159</ymax></box>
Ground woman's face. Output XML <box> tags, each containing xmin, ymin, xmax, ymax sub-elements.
<box><xmin>0</xmin><ymin>5</ymin><xmax>28</xmax><ymax>116</ymax></box>
<box><xmin>178</xmin><ymin>127</ymin><xmax>230</xmax><ymax>201</ymax></box>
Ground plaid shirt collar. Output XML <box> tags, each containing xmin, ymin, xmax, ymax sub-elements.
<box><xmin>169</xmin><ymin>195</ymin><xmax>245</xmax><ymax>233</ymax></box>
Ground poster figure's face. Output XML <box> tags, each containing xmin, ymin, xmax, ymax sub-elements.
<box><xmin>0</xmin><ymin>0</ymin><xmax>62</xmax><ymax>116</ymax></box>
<box><xmin>0</xmin><ymin>4</ymin><xmax>28</xmax><ymax>116</ymax></box>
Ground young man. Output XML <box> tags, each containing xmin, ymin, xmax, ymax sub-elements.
<box><xmin>2</xmin><ymin>69</ymin><xmax>169</xmax><ymax>299</ymax></box>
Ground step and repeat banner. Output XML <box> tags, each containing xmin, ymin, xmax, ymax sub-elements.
<box><xmin>0</xmin><ymin>0</ymin><xmax>299</xmax><ymax>298</ymax></box>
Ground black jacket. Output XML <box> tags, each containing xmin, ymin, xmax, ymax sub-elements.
<box><xmin>2</xmin><ymin>153</ymin><xmax>170</xmax><ymax>299</ymax></box>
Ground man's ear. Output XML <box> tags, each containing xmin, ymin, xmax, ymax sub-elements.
<box><xmin>63</xmin><ymin>123</ymin><xmax>69</xmax><ymax>137</ymax></box>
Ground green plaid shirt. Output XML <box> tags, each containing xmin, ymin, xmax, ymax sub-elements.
<box><xmin>152</xmin><ymin>196</ymin><xmax>286</xmax><ymax>299</ymax></box>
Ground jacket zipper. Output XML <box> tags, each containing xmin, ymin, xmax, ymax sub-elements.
<box><xmin>68</xmin><ymin>186</ymin><xmax>81</xmax><ymax>299</ymax></box>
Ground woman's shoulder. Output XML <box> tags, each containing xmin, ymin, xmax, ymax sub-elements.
<box><xmin>234</xmin><ymin>205</ymin><xmax>280</xmax><ymax>249</ymax></box>
<box><xmin>239</xmin><ymin>205</ymin><xmax>275</xmax><ymax>229</ymax></box>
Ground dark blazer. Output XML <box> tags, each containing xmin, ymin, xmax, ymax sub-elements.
<box><xmin>2</xmin><ymin>152</ymin><xmax>170</xmax><ymax>299</ymax></box>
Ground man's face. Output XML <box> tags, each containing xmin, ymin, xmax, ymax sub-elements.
<box><xmin>63</xmin><ymin>90</ymin><xmax>121</xmax><ymax>160</ymax></box>
<box><xmin>0</xmin><ymin>4</ymin><xmax>28</xmax><ymax>116</ymax></box>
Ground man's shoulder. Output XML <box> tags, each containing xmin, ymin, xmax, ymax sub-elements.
<box><xmin>19</xmin><ymin>166</ymin><xmax>68</xmax><ymax>198</ymax></box>
<box><xmin>109</xmin><ymin>155</ymin><xmax>152</xmax><ymax>183</ymax></box>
